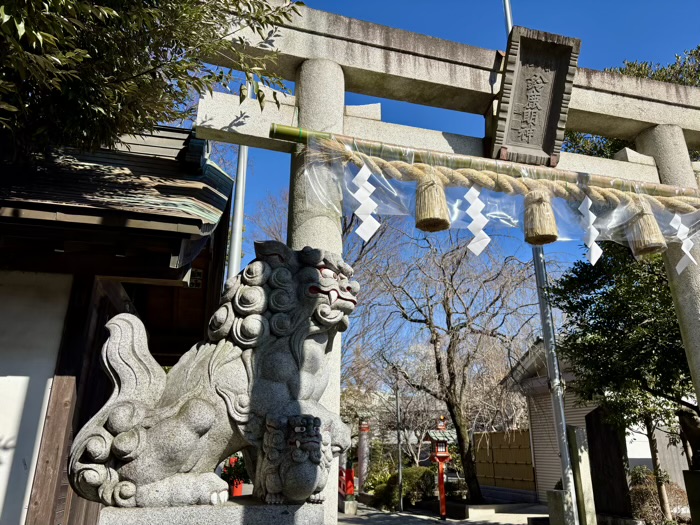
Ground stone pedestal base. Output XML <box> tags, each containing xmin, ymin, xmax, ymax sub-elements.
<box><xmin>684</xmin><ymin>470</ymin><xmax>700</xmax><ymax>523</ymax></box>
<box><xmin>98</xmin><ymin>498</ymin><xmax>324</xmax><ymax>525</ymax></box>
<box><xmin>338</xmin><ymin>499</ymin><xmax>357</xmax><ymax>515</ymax></box>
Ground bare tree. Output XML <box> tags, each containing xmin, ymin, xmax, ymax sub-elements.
<box><xmin>248</xmin><ymin>191</ymin><xmax>535</xmax><ymax>500</ymax></box>
<box><xmin>466</xmin><ymin>342</ymin><xmax>528</xmax><ymax>433</ymax></box>
<box><xmin>376</xmin><ymin>231</ymin><xmax>539</xmax><ymax>502</ymax></box>
<box><xmin>247</xmin><ymin>189</ymin><xmax>409</xmax><ymax>387</ymax></box>
<box><xmin>209</xmin><ymin>141</ymin><xmax>240</xmax><ymax>176</ymax></box>
<box><xmin>341</xmin><ymin>364</ymin><xmax>443</xmax><ymax>468</ymax></box>
<box><xmin>246</xmin><ymin>189</ymin><xmax>288</xmax><ymax>242</ymax></box>
<box><xmin>392</xmin><ymin>378</ymin><xmax>444</xmax><ymax>467</ymax></box>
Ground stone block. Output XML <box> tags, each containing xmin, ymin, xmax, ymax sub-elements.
<box><xmin>684</xmin><ymin>470</ymin><xmax>700</xmax><ymax>524</ymax></box>
<box><xmin>567</xmin><ymin>425</ymin><xmax>597</xmax><ymax>525</ymax></box>
<box><xmin>98</xmin><ymin>498</ymin><xmax>324</xmax><ymax>525</ymax></box>
<box><xmin>345</xmin><ymin>103</ymin><xmax>381</xmax><ymax>121</ymax></box>
<box><xmin>612</xmin><ymin>148</ymin><xmax>656</xmax><ymax>166</ymax></box>
<box><xmin>338</xmin><ymin>499</ymin><xmax>358</xmax><ymax>515</ymax></box>
<box><xmin>491</xmin><ymin>27</ymin><xmax>580</xmax><ymax>166</ymax></box>
<box><xmin>547</xmin><ymin>489</ymin><xmax>576</xmax><ymax>525</ymax></box>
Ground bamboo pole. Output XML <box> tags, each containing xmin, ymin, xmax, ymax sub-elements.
<box><xmin>269</xmin><ymin>124</ymin><xmax>700</xmax><ymax>200</ymax></box>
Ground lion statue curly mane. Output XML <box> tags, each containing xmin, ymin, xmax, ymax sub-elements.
<box><xmin>68</xmin><ymin>240</ymin><xmax>357</xmax><ymax>507</ymax></box>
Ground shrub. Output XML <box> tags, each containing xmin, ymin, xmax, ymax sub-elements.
<box><xmin>364</xmin><ymin>440</ymin><xmax>394</xmax><ymax>493</ymax></box>
<box><xmin>365</xmin><ymin>469</ymin><xmax>392</xmax><ymax>493</ymax></box>
<box><xmin>404</xmin><ymin>467</ymin><xmax>436</xmax><ymax>504</ymax></box>
<box><xmin>444</xmin><ymin>479</ymin><xmax>468</xmax><ymax>499</ymax></box>
<box><xmin>372</xmin><ymin>483</ymin><xmax>390</xmax><ymax>509</ymax></box>
<box><xmin>628</xmin><ymin>466</ymin><xmax>688</xmax><ymax>525</ymax></box>
<box><xmin>373</xmin><ymin>467</ymin><xmax>436</xmax><ymax>510</ymax></box>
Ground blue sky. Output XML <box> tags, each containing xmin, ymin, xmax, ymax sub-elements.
<box><xmin>236</xmin><ymin>0</ymin><xmax>700</xmax><ymax>266</ymax></box>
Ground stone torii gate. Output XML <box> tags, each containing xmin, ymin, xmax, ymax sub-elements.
<box><xmin>196</xmin><ymin>4</ymin><xmax>700</xmax><ymax>524</ymax></box>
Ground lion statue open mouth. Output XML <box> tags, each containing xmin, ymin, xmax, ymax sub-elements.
<box><xmin>68</xmin><ymin>240</ymin><xmax>357</xmax><ymax>507</ymax></box>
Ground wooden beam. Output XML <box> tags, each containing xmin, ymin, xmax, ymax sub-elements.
<box><xmin>205</xmin><ymin>198</ymin><xmax>231</xmax><ymax>325</ymax></box>
<box><xmin>24</xmin><ymin>276</ymin><xmax>94</xmax><ymax>525</ymax></box>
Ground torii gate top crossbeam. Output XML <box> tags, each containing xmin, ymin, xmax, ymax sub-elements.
<box><xmin>212</xmin><ymin>2</ymin><xmax>700</xmax><ymax>147</ymax></box>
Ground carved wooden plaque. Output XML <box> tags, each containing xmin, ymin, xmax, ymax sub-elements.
<box><xmin>491</xmin><ymin>27</ymin><xmax>580</xmax><ymax>167</ymax></box>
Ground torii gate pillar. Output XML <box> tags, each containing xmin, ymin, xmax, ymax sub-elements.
<box><xmin>637</xmin><ymin>124</ymin><xmax>700</xmax><ymax>400</ymax></box>
<box><xmin>288</xmin><ymin>58</ymin><xmax>345</xmax><ymax>525</ymax></box>
<box><xmin>288</xmin><ymin>58</ymin><xmax>345</xmax><ymax>254</ymax></box>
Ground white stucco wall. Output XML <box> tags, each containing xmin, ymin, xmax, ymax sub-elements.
<box><xmin>0</xmin><ymin>272</ymin><xmax>73</xmax><ymax>525</ymax></box>
<box><xmin>626</xmin><ymin>426</ymin><xmax>687</xmax><ymax>487</ymax></box>
<box><xmin>625</xmin><ymin>427</ymin><xmax>653</xmax><ymax>471</ymax></box>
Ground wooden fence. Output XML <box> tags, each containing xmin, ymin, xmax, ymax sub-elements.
<box><xmin>472</xmin><ymin>430</ymin><xmax>535</xmax><ymax>492</ymax></box>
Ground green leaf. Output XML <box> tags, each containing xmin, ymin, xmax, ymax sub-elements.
<box><xmin>0</xmin><ymin>0</ymin><xmax>314</xmax><ymax>156</ymax></box>
<box><xmin>15</xmin><ymin>19</ymin><xmax>24</xmax><ymax>39</ymax></box>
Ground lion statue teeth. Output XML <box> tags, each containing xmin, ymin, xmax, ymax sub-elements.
<box><xmin>68</xmin><ymin>240</ymin><xmax>357</xmax><ymax>507</ymax></box>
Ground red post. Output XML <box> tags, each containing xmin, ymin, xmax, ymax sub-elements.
<box><xmin>346</xmin><ymin>465</ymin><xmax>355</xmax><ymax>497</ymax></box>
<box><xmin>231</xmin><ymin>480</ymin><xmax>243</xmax><ymax>497</ymax></box>
<box><xmin>438</xmin><ymin>460</ymin><xmax>446</xmax><ymax>520</ymax></box>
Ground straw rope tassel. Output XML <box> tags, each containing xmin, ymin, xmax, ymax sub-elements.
<box><xmin>625</xmin><ymin>198</ymin><xmax>666</xmax><ymax>258</ymax></box>
<box><xmin>524</xmin><ymin>189</ymin><xmax>558</xmax><ymax>245</ymax></box>
<box><xmin>415</xmin><ymin>167</ymin><xmax>451</xmax><ymax>232</ymax></box>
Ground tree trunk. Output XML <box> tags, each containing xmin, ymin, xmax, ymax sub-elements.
<box><xmin>644</xmin><ymin>415</ymin><xmax>672</xmax><ymax>521</ymax></box>
<box><xmin>451</xmin><ymin>409</ymin><xmax>483</xmax><ymax>503</ymax></box>
<box><xmin>679</xmin><ymin>429</ymin><xmax>694</xmax><ymax>470</ymax></box>
<box><xmin>403</xmin><ymin>430</ymin><xmax>421</xmax><ymax>467</ymax></box>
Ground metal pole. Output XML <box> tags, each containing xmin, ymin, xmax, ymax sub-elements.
<box><xmin>395</xmin><ymin>376</ymin><xmax>403</xmax><ymax>512</ymax></box>
<box><xmin>502</xmin><ymin>0</ymin><xmax>514</xmax><ymax>36</ymax></box>
<box><xmin>227</xmin><ymin>94</ymin><xmax>250</xmax><ymax>280</ymax></box>
<box><xmin>532</xmin><ymin>246</ymin><xmax>579</xmax><ymax>525</ymax></box>
<box><xmin>500</xmin><ymin>3</ymin><xmax>578</xmax><ymax>522</ymax></box>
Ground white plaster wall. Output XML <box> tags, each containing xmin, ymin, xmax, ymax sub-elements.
<box><xmin>0</xmin><ymin>272</ymin><xmax>73</xmax><ymax>525</ymax></box>
<box><xmin>625</xmin><ymin>427</ymin><xmax>653</xmax><ymax>472</ymax></box>
<box><xmin>625</xmin><ymin>426</ymin><xmax>687</xmax><ymax>486</ymax></box>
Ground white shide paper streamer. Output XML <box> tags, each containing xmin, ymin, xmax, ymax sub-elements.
<box><xmin>465</xmin><ymin>185</ymin><xmax>491</xmax><ymax>255</ymax></box>
<box><xmin>670</xmin><ymin>213</ymin><xmax>697</xmax><ymax>275</ymax></box>
<box><xmin>578</xmin><ymin>196</ymin><xmax>602</xmax><ymax>265</ymax></box>
<box><xmin>352</xmin><ymin>164</ymin><xmax>381</xmax><ymax>242</ymax></box>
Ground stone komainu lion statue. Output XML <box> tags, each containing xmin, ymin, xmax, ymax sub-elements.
<box><xmin>68</xmin><ymin>240</ymin><xmax>357</xmax><ymax>507</ymax></box>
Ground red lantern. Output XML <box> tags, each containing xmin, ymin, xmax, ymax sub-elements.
<box><xmin>429</xmin><ymin>416</ymin><xmax>451</xmax><ymax>521</ymax></box>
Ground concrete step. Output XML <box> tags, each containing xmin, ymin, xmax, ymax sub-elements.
<box><xmin>467</xmin><ymin>503</ymin><xmax>532</xmax><ymax>519</ymax></box>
